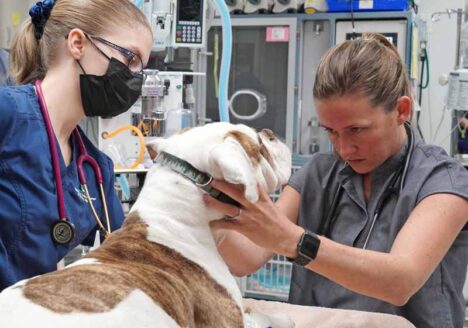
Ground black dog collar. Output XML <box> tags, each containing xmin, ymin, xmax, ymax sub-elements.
<box><xmin>155</xmin><ymin>151</ymin><xmax>240</xmax><ymax>207</ymax></box>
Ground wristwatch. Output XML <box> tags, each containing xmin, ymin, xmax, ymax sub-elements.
<box><xmin>287</xmin><ymin>230</ymin><xmax>321</xmax><ymax>266</ymax></box>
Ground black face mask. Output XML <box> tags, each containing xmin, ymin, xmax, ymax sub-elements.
<box><xmin>78</xmin><ymin>57</ymin><xmax>143</xmax><ymax>118</ymax></box>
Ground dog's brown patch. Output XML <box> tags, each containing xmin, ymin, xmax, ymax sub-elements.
<box><xmin>225</xmin><ymin>130</ymin><xmax>262</xmax><ymax>166</ymax></box>
<box><xmin>258</xmin><ymin>130</ymin><xmax>275</xmax><ymax>169</ymax></box>
<box><xmin>260</xmin><ymin>128</ymin><xmax>276</xmax><ymax>141</ymax></box>
<box><xmin>146</xmin><ymin>145</ymin><xmax>159</xmax><ymax>160</ymax></box>
<box><xmin>259</xmin><ymin>144</ymin><xmax>274</xmax><ymax>168</ymax></box>
<box><xmin>24</xmin><ymin>213</ymin><xmax>243</xmax><ymax>327</ymax></box>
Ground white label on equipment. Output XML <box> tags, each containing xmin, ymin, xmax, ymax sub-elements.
<box><xmin>272</xmin><ymin>28</ymin><xmax>285</xmax><ymax>40</ymax></box>
<box><xmin>141</xmin><ymin>86</ymin><xmax>164</xmax><ymax>97</ymax></box>
<box><xmin>359</xmin><ymin>0</ymin><xmax>373</xmax><ymax>9</ymax></box>
<box><xmin>458</xmin><ymin>80</ymin><xmax>468</xmax><ymax>110</ymax></box>
<box><xmin>448</xmin><ymin>73</ymin><xmax>459</xmax><ymax>110</ymax></box>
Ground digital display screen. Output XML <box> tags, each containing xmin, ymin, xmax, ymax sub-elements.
<box><xmin>178</xmin><ymin>0</ymin><xmax>201</xmax><ymax>22</ymax></box>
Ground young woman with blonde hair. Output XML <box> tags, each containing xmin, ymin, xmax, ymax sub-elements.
<box><xmin>0</xmin><ymin>0</ymin><xmax>152</xmax><ymax>290</ymax></box>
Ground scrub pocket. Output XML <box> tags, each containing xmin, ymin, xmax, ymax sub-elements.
<box><xmin>0</xmin><ymin>161</ymin><xmax>26</xmax><ymax>254</ymax></box>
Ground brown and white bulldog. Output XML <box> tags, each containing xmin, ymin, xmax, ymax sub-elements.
<box><xmin>0</xmin><ymin>122</ymin><xmax>292</xmax><ymax>328</ymax></box>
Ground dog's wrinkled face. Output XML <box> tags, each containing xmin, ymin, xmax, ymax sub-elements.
<box><xmin>147</xmin><ymin>122</ymin><xmax>292</xmax><ymax>203</ymax></box>
<box><xmin>257</xmin><ymin>128</ymin><xmax>291</xmax><ymax>190</ymax></box>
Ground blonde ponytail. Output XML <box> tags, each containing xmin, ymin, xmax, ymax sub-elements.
<box><xmin>10</xmin><ymin>20</ymin><xmax>45</xmax><ymax>84</ymax></box>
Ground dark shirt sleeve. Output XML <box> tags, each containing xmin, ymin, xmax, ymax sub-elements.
<box><xmin>288</xmin><ymin>163</ymin><xmax>309</xmax><ymax>193</ymax></box>
<box><xmin>417</xmin><ymin>158</ymin><xmax>468</xmax><ymax>204</ymax></box>
<box><xmin>287</xmin><ymin>154</ymin><xmax>328</xmax><ymax>193</ymax></box>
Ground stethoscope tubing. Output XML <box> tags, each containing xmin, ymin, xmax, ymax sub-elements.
<box><xmin>73</xmin><ymin>129</ymin><xmax>104</xmax><ymax>185</ymax></box>
<box><xmin>35</xmin><ymin>80</ymin><xmax>112</xmax><ymax>241</ymax></box>
<box><xmin>35</xmin><ymin>80</ymin><xmax>67</xmax><ymax>221</ymax></box>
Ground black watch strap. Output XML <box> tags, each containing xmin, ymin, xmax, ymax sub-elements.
<box><xmin>287</xmin><ymin>230</ymin><xmax>321</xmax><ymax>266</ymax></box>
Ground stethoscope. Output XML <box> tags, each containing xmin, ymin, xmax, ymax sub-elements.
<box><xmin>319</xmin><ymin>122</ymin><xmax>414</xmax><ymax>249</ymax></box>
<box><xmin>35</xmin><ymin>80</ymin><xmax>112</xmax><ymax>245</ymax></box>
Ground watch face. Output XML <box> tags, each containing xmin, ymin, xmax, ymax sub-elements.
<box><xmin>299</xmin><ymin>231</ymin><xmax>320</xmax><ymax>260</ymax></box>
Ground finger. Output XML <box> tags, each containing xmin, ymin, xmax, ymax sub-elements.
<box><xmin>257</xmin><ymin>182</ymin><xmax>272</xmax><ymax>201</ymax></box>
<box><xmin>203</xmin><ymin>193</ymin><xmax>241</xmax><ymax>218</ymax></box>
<box><xmin>210</xmin><ymin>218</ymin><xmax>241</xmax><ymax>232</ymax></box>
<box><xmin>210</xmin><ymin>179</ymin><xmax>252</xmax><ymax>208</ymax></box>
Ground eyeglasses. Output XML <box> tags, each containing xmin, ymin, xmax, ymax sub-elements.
<box><xmin>86</xmin><ymin>34</ymin><xmax>144</xmax><ymax>75</ymax></box>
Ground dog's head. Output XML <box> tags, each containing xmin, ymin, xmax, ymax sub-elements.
<box><xmin>146</xmin><ymin>122</ymin><xmax>291</xmax><ymax>204</ymax></box>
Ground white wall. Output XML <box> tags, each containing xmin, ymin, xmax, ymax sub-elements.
<box><xmin>417</xmin><ymin>0</ymin><xmax>466</xmax><ymax>152</ymax></box>
<box><xmin>0</xmin><ymin>0</ymin><xmax>35</xmax><ymax>49</ymax></box>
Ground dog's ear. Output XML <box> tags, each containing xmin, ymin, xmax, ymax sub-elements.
<box><xmin>258</xmin><ymin>156</ymin><xmax>279</xmax><ymax>192</ymax></box>
<box><xmin>145</xmin><ymin>138</ymin><xmax>168</xmax><ymax>160</ymax></box>
<box><xmin>209</xmin><ymin>135</ymin><xmax>259</xmax><ymax>203</ymax></box>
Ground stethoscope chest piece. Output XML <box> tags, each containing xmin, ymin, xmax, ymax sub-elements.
<box><xmin>51</xmin><ymin>220</ymin><xmax>75</xmax><ymax>245</ymax></box>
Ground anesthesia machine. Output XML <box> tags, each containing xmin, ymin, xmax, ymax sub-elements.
<box><xmin>432</xmin><ymin>9</ymin><xmax>468</xmax><ymax>159</ymax></box>
<box><xmin>98</xmin><ymin>0</ymin><xmax>208</xmax><ymax>169</ymax></box>
<box><xmin>447</xmin><ymin>69</ymin><xmax>468</xmax><ymax>159</ymax></box>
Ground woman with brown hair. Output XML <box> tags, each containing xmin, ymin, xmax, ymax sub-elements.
<box><xmin>0</xmin><ymin>0</ymin><xmax>152</xmax><ymax>290</ymax></box>
<box><xmin>207</xmin><ymin>33</ymin><xmax>468</xmax><ymax>327</ymax></box>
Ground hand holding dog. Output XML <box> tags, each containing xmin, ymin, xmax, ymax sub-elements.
<box><xmin>206</xmin><ymin>179</ymin><xmax>304</xmax><ymax>258</ymax></box>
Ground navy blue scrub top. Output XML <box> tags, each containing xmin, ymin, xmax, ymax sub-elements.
<box><xmin>0</xmin><ymin>84</ymin><xmax>125</xmax><ymax>291</ymax></box>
